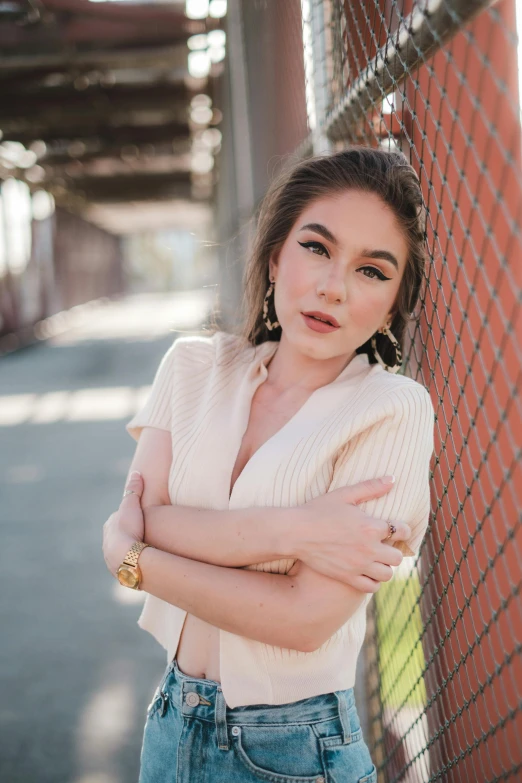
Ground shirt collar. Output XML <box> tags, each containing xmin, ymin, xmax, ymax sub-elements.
<box><xmin>251</xmin><ymin>340</ymin><xmax>371</xmax><ymax>386</ymax></box>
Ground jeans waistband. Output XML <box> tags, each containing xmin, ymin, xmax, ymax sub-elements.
<box><xmin>156</xmin><ymin>658</ymin><xmax>356</xmax><ymax>751</ymax></box>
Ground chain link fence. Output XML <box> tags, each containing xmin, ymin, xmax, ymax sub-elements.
<box><xmin>223</xmin><ymin>0</ymin><xmax>521</xmax><ymax>779</ymax></box>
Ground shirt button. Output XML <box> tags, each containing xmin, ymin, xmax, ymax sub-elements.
<box><xmin>231</xmin><ymin>726</ymin><xmax>240</xmax><ymax>736</ymax></box>
<box><xmin>185</xmin><ymin>691</ymin><xmax>200</xmax><ymax>707</ymax></box>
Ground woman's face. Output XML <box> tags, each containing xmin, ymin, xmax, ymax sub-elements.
<box><xmin>268</xmin><ymin>189</ymin><xmax>409</xmax><ymax>362</ymax></box>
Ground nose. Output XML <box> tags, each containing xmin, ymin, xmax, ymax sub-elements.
<box><xmin>316</xmin><ymin>269</ymin><xmax>347</xmax><ymax>304</ymax></box>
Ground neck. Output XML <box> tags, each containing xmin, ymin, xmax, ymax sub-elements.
<box><xmin>264</xmin><ymin>335</ymin><xmax>356</xmax><ymax>395</ymax></box>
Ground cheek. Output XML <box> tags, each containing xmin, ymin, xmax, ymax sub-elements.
<box><xmin>349</xmin><ymin>287</ymin><xmax>397</xmax><ymax>329</ymax></box>
<box><xmin>278</xmin><ymin>260</ymin><xmax>313</xmax><ymax>299</ymax></box>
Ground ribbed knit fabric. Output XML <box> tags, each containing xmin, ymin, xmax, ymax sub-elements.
<box><xmin>126</xmin><ymin>330</ymin><xmax>435</xmax><ymax>708</ymax></box>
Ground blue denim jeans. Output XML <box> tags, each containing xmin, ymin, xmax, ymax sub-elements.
<box><xmin>139</xmin><ymin>657</ymin><xmax>377</xmax><ymax>783</ymax></box>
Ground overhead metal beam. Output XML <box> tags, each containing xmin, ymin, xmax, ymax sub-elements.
<box><xmin>0</xmin><ymin>107</ymin><xmax>188</xmax><ymax>136</ymax></box>
<box><xmin>34</xmin><ymin>0</ymin><xmax>200</xmax><ymax>24</ymax></box>
<box><xmin>42</xmin><ymin>154</ymin><xmax>192</xmax><ymax>179</ymax></box>
<box><xmin>2</xmin><ymin>79</ymin><xmax>188</xmax><ymax>103</ymax></box>
<box><xmin>0</xmin><ymin>42</ymin><xmax>189</xmax><ymax>73</ymax></box>
<box><xmin>0</xmin><ymin>84</ymin><xmax>189</xmax><ymax>120</ymax></box>
<box><xmin>38</xmin><ymin>138</ymin><xmax>192</xmax><ymax>166</ymax></box>
<box><xmin>1</xmin><ymin>119</ymin><xmax>191</xmax><ymax>146</ymax></box>
<box><xmin>62</xmin><ymin>170</ymin><xmax>195</xmax><ymax>203</ymax></box>
<box><xmin>0</xmin><ymin>17</ymin><xmax>193</xmax><ymax>50</ymax></box>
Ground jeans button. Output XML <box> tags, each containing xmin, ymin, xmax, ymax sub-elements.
<box><xmin>231</xmin><ymin>726</ymin><xmax>240</xmax><ymax>736</ymax></box>
<box><xmin>185</xmin><ymin>691</ymin><xmax>200</xmax><ymax>707</ymax></box>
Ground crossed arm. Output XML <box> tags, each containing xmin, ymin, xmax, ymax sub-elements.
<box><xmin>122</xmin><ymin>425</ymin><xmax>370</xmax><ymax>653</ymax></box>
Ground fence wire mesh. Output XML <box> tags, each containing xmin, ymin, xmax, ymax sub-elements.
<box><xmin>236</xmin><ymin>0</ymin><xmax>521</xmax><ymax>780</ymax></box>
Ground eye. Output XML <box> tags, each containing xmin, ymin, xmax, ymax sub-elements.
<box><xmin>297</xmin><ymin>240</ymin><xmax>329</xmax><ymax>257</ymax></box>
<box><xmin>359</xmin><ymin>266</ymin><xmax>392</xmax><ymax>281</ymax></box>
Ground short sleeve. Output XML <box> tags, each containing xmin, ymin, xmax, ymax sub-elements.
<box><xmin>125</xmin><ymin>339</ymin><xmax>179</xmax><ymax>442</ymax></box>
<box><xmin>329</xmin><ymin>384</ymin><xmax>435</xmax><ymax>558</ymax></box>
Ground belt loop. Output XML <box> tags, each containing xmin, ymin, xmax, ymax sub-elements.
<box><xmin>335</xmin><ymin>691</ymin><xmax>351</xmax><ymax>744</ymax></box>
<box><xmin>159</xmin><ymin>659</ymin><xmax>174</xmax><ymax>692</ymax></box>
<box><xmin>215</xmin><ymin>687</ymin><xmax>229</xmax><ymax>750</ymax></box>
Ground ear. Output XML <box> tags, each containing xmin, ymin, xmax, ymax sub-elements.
<box><xmin>268</xmin><ymin>251</ymin><xmax>279</xmax><ymax>281</ymax></box>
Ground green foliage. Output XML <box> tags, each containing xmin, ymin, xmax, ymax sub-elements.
<box><xmin>375</xmin><ymin>573</ymin><xmax>427</xmax><ymax>709</ymax></box>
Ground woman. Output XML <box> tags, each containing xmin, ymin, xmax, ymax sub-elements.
<box><xmin>103</xmin><ymin>146</ymin><xmax>435</xmax><ymax>783</ymax></box>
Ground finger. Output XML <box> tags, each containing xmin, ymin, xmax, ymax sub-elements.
<box><xmin>375</xmin><ymin>519</ymin><xmax>411</xmax><ymax>544</ymax></box>
<box><xmin>375</xmin><ymin>543</ymin><xmax>404</xmax><ymax>567</ymax></box>
<box><xmin>352</xmin><ymin>574</ymin><xmax>381</xmax><ymax>594</ymax></box>
<box><xmin>395</xmin><ymin>522</ymin><xmax>411</xmax><ymax>543</ymax></box>
<box><xmin>342</xmin><ymin>476</ymin><xmax>396</xmax><ymax>505</ymax></box>
<box><xmin>103</xmin><ymin>512</ymin><xmax>116</xmax><ymax>530</ymax></box>
<box><xmin>120</xmin><ymin>471</ymin><xmax>144</xmax><ymax>507</ymax></box>
<box><xmin>364</xmin><ymin>562</ymin><xmax>394</xmax><ymax>583</ymax></box>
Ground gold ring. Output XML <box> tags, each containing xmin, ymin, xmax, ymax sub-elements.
<box><xmin>383</xmin><ymin>523</ymin><xmax>396</xmax><ymax>541</ymax></box>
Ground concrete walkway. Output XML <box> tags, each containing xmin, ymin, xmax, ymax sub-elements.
<box><xmin>0</xmin><ymin>290</ymin><xmax>214</xmax><ymax>783</ymax></box>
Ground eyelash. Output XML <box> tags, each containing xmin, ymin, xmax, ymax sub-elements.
<box><xmin>297</xmin><ymin>240</ymin><xmax>392</xmax><ymax>281</ymax></box>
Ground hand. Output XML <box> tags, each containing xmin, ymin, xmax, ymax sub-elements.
<box><xmin>293</xmin><ymin>477</ymin><xmax>411</xmax><ymax>593</ymax></box>
<box><xmin>102</xmin><ymin>472</ymin><xmax>145</xmax><ymax>578</ymax></box>
<box><xmin>117</xmin><ymin>470</ymin><xmax>146</xmax><ymax>541</ymax></box>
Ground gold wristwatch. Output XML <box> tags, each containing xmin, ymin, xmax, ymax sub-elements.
<box><xmin>117</xmin><ymin>540</ymin><xmax>150</xmax><ymax>589</ymax></box>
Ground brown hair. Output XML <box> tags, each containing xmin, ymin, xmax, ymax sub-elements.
<box><xmin>209</xmin><ymin>145</ymin><xmax>428</xmax><ymax>369</ymax></box>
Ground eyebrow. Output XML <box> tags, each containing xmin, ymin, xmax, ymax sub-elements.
<box><xmin>298</xmin><ymin>222</ymin><xmax>400</xmax><ymax>271</ymax></box>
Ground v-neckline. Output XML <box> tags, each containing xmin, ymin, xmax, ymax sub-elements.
<box><xmin>227</xmin><ymin>341</ymin><xmax>369</xmax><ymax>503</ymax></box>
<box><xmin>227</xmin><ymin>341</ymin><xmax>279</xmax><ymax>501</ymax></box>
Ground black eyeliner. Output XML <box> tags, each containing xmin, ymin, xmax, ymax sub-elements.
<box><xmin>297</xmin><ymin>240</ymin><xmax>392</xmax><ymax>280</ymax></box>
<box><xmin>298</xmin><ymin>240</ymin><xmax>328</xmax><ymax>254</ymax></box>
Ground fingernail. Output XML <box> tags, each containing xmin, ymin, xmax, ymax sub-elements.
<box><xmin>130</xmin><ymin>470</ymin><xmax>141</xmax><ymax>479</ymax></box>
<box><xmin>382</xmin><ymin>475</ymin><xmax>395</xmax><ymax>484</ymax></box>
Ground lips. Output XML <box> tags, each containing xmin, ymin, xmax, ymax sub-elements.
<box><xmin>301</xmin><ymin>314</ymin><xmax>340</xmax><ymax>334</ymax></box>
<box><xmin>302</xmin><ymin>311</ymin><xmax>340</xmax><ymax>328</ymax></box>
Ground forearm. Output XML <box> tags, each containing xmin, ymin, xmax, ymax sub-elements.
<box><xmin>138</xmin><ymin>546</ymin><xmax>315</xmax><ymax>651</ymax></box>
<box><xmin>142</xmin><ymin>503</ymin><xmax>297</xmax><ymax>567</ymax></box>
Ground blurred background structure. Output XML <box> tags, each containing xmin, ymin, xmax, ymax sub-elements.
<box><xmin>0</xmin><ymin>0</ymin><xmax>520</xmax><ymax>782</ymax></box>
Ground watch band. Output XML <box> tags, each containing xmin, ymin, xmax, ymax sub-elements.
<box><xmin>123</xmin><ymin>540</ymin><xmax>150</xmax><ymax>567</ymax></box>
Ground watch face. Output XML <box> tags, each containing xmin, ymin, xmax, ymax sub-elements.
<box><xmin>117</xmin><ymin>566</ymin><xmax>139</xmax><ymax>589</ymax></box>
